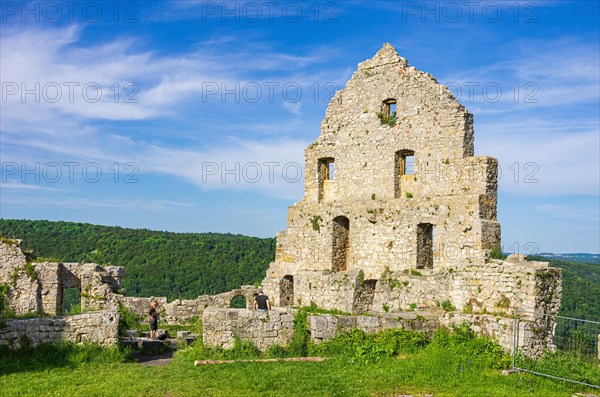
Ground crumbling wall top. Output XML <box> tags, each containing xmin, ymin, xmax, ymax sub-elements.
<box><xmin>356</xmin><ymin>43</ymin><xmax>408</xmax><ymax>70</ymax></box>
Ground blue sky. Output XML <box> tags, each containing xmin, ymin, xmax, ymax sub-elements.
<box><xmin>1</xmin><ymin>1</ymin><xmax>598</xmax><ymax>253</ymax></box>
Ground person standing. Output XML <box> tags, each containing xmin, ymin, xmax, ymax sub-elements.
<box><xmin>148</xmin><ymin>301</ymin><xmax>159</xmax><ymax>339</ymax></box>
<box><xmin>253</xmin><ymin>290</ymin><xmax>271</xmax><ymax>312</ymax></box>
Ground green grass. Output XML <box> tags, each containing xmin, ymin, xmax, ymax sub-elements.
<box><xmin>0</xmin><ymin>341</ymin><xmax>131</xmax><ymax>376</ymax></box>
<box><xmin>0</xmin><ymin>347</ymin><xmax>595</xmax><ymax>396</ymax></box>
<box><xmin>1</xmin><ymin>325</ymin><xmax>597</xmax><ymax>396</ymax></box>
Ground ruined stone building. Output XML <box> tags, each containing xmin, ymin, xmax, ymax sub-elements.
<box><xmin>0</xmin><ymin>44</ymin><xmax>562</xmax><ymax>355</ymax></box>
<box><xmin>262</xmin><ymin>44</ymin><xmax>561</xmax><ymax>318</ymax></box>
<box><xmin>0</xmin><ymin>239</ymin><xmax>124</xmax><ymax>316</ymax></box>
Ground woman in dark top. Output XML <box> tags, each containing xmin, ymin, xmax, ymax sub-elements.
<box><xmin>148</xmin><ymin>301</ymin><xmax>159</xmax><ymax>339</ymax></box>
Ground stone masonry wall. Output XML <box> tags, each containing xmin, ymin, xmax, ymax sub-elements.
<box><xmin>262</xmin><ymin>44</ymin><xmax>510</xmax><ymax>313</ymax></box>
<box><xmin>308</xmin><ymin>311</ymin><xmax>552</xmax><ymax>358</ymax></box>
<box><xmin>0</xmin><ymin>239</ymin><xmax>38</xmax><ymax>315</ymax></box>
<box><xmin>0</xmin><ymin>44</ymin><xmax>563</xmax><ymax>358</ymax></box>
<box><xmin>261</xmin><ymin>44</ymin><xmax>560</xmax><ymax>326</ymax></box>
<box><xmin>117</xmin><ymin>285</ymin><xmax>260</xmax><ymax>323</ymax></box>
<box><xmin>308</xmin><ymin>312</ymin><xmax>439</xmax><ymax>344</ymax></box>
<box><xmin>202</xmin><ymin>307</ymin><xmax>295</xmax><ymax>351</ymax></box>
<box><xmin>439</xmin><ymin>312</ymin><xmax>559</xmax><ymax>358</ymax></box>
<box><xmin>0</xmin><ymin>240</ymin><xmax>124</xmax><ymax>316</ymax></box>
<box><xmin>0</xmin><ymin>240</ymin><xmax>123</xmax><ymax>350</ymax></box>
<box><xmin>371</xmin><ymin>256</ymin><xmax>562</xmax><ymax>316</ymax></box>
<box><xmin>0</xmin><ymin>310</ymin><xmax>119</xmax><ymax>349</ymax></box>
<box><xmin>263</xmin><ymin>256</ymin><xmax>561</xmax><ymax>317</ymax></box>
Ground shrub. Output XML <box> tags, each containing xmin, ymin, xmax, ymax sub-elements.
<box><xmin>176</xmin><ymin>336</ymin><xmax>261</xmax><ymax>362</ymax></box>
<box><xmin>0</xmin><ymin>284</ymin><xmax>10</xmax><ymax>316</ymax></box>
<box><xmin>287</xmin><ymin>308</ymin><xmax>311</xmax><ymax>357</ymax></box>
<box><xmin>438</xmin><ymin>300</ymin><xmax>456</xmax><ymax>312</ymax></box>
<box><xmin>310</xmin><ymin>328</ymin><xmax>429</xmax><ymax>364</ymax></box>
<box><xmin>517</xmin><ymin>349</ymin><xmax>600</xmax><ymax>386</ymax></box>
<box><xmin>377</xmin><ymin>111</ymin><xmax>397</xmax><ymax>126</ymax></box>
<box><xmin>265</xmin><ymin>344</ymin><xmax>288</xmax><ymax>358</ymax></box>
<box><xmin>117</xmin><ymin>303</ymin><xmax>143</xmax><ymax>336</ymax></box>
<box><xmin>431</xmin><ymin>324</ymin><xmax>510</xmax><ymax>370</ymax></box>
<box><xmin>490</xmin><ymin>245</ymin><xmax>504</xmax><ymax>260</ymax></box>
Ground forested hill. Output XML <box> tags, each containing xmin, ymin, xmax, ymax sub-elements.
<box><xmin>0</xmin><ymin>219</ymin><xmax>275</xmax><ymax>300</ymax></box>
<box><xmin>528</xmin><ymin>256</ymin><xmax>600</xmax><ymax>321</ymax></box>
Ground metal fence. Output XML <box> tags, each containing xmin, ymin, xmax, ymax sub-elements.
<box><xmin>512</xmin><ymin>310</ymin><xmax>600</xmax><ymax>389</ymax></box>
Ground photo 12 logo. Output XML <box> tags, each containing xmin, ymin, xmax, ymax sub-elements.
<box><xmin>400</xmin><ymin>1</ymin><xmax>539</xmax><ymax>23</ymax></box>
<box><xmin>200</xmin><ymin>2</ymin><xmax>339</xmax><ymax>23</ymax></box>
<box><xmin>200</xmin><ymin>81</ymin><xmax>340</xmax><ymax>104</ymax></box>
<box><xmin>444</xmin><ymin>81</ymin><xmax>539</xmax><ymax>104</ymax></box>
<box><xmin>201</xmin><ymin>162</ymin><xmax>303</xmax><ymax>184</ymax></box>
<box><xmin>1</xmin><ymin>1</ymin><xmax>139</xmax><ymax>24</ymax></box>
<box><xmin>1</xmin><ymin>162</ymin><xmax>140</xmax><ymax>184</ymax></box>
<box><xmin>1</xmin><ymin>82</ymin><xmax>139</xmax><ymax>104</ymax></box>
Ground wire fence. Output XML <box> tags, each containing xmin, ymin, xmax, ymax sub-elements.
<box><xmin>512</xmin><ymin>310</ymin><xmax>600</xmax><ymax>389</ymax></box>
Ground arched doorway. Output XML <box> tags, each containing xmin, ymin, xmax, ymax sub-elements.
<box><xmin>332</xmin><ymin>216</ymin><xmax>350</xmax><ymax>272</ymax></box>
<box><xmin>230</xmin><ymin>295</ymin><xmax>247</xmax><ymax>308</ymax></box>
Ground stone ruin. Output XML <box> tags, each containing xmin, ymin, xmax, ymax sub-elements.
<box><xmin>0</xmin><ymin>44</ymin><xmax>563</xmax><ymax>357</ymax></box>
<box><xmin>0</xmin><ymin>238</ymin><xmax>260</xmax><ymax>348</ymax></box>
<box><xmin>259</xmin><ymin>43</ymin><xmax>562</xmax><ymax>355</ymax></box>
<box><xmin>261</xmin><ymin>43</ymin><xmax>561</xmax><ymax>318</ymax></box>
<box><xmin>0</xmin><ymin>239</ymin><xmax>122</xmax><ymax>347</ymax></box>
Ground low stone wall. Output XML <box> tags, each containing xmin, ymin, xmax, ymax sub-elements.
<box><xmin>202</xmin><ymin>307</ymin><xmax>295</xmax><ymax>350</ymax></box>
<box><xmin>440</xmin><ymin>312</ymin><xmax>517</xmax><ymax>351</ymax></box>
<box><xmin>307</xmin><ymin>311</ymin><xmax>552</xmax><ymax>358</ymax></box>
<box><xmin>439</xmin><ymin>312</ymin><xmax>555</xmax><ymax>358</ymax></box>
<box><xmin>0</xmin><ymin>310</ymin><xmax>119</xmax><ymax>349</ymax></box>
<box><xmin>117</xmin><ymin>285</ymin><xmax>260</xmax><ymax>323</ymax></box>
<box><xmin>308</xmin><ymin>312</ymin><xmax>440</xmax><ymax>344</ymax></box>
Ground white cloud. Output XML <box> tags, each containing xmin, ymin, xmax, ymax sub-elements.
<box><xmin>478</xmin><ymin>118</ymin><xmax>599</xmax><ymax>196</ymax></box>
<box><xmin>2</xmin><ymin>26</ymin><xmax>598</xmax><ymax>204</ymax></box>
<box><xmin>0</xmin><ymin>25</ymin><xmax>337</xmax><ymax>127</ymax></box>
<box><xmin>435</xmin><ymin>37</ymin><xmax>600</xmax><ymax>198</ymax></box>
<box><xmin>283</xmin><ymin>101</ymin><xmax>302</xmax><ymax>116</ymax></box>
<box><xmin>440</xmin><ymin>38</ymin><xmax>600</xmax><ymax>111</ymax></box>
<box><xmin>0</xmin><ymin>181</ymin><xmax>44</xmax><ymax>191</ymax></box>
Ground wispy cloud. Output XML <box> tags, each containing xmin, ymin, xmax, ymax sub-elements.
<box><xmin>0</xmin><ymin>182</ymin><xmax>44</xmax><ymax>191</ymax></box>
<box><xmin>439</xmin><ymin>37</ymin><xmax>600</xmax><ymax>112</ymax></box>
<box><xmin>1</xmin><ymin>194</ymin><xmax>196</xmax><ymax>212</ymax></box>
<box><xmin>0</xmin><ymin>25</ymin><xmax>340</xmax><ymax>125</ymax></box>
<box><xmin>478</xmin><ymin>119</ymin><xmax>599</xmax><ymax>196</ymax></box>
<box><xmin>1</xmin><ymin>25</ymin><xmax>342</xmax><ymax>199</ymax></box>
<box><xmin>534</xmin><ymin>202</ymin><xmax>600</xmax><ymax>223</ymax></box>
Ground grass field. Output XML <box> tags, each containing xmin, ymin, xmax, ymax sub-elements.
<box><xmin>1</xmin><ymin>327</ymin><xmax>598</xmax><ymax>397</ymax></box>
<box><xmin>0</xmin><ymin>353</ymin><xmax>596</xmax><ymax>397</ymax></box>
